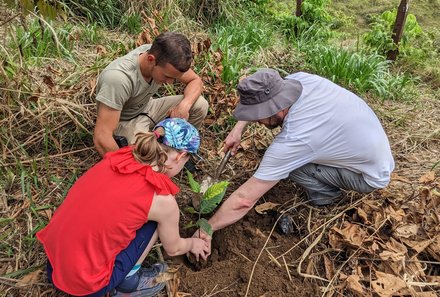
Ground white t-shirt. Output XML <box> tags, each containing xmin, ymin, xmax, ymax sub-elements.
<box><xmin>254</xmin><ymin>72</ymin><xmax>394</xmax><ymax>189</ymax></box>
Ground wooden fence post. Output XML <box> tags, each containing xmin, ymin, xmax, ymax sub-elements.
<box><xmin>296</xmin><ymin>0</ymin><xmax>303</xmax><ymax>17</ymax></box>
<box><xmin>387</xmin><ymin>0</ymin><xmax>410</xmax><ymax>61</ymax></box>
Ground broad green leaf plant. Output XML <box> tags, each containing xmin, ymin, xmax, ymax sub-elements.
<box><xmin>185</xmin><ymin>171</ymin><xmax>229</xmax><ymax>237</ymax></box>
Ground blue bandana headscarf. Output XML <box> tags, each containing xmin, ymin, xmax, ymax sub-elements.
<box><xmin>154</xmin><ymin>118</ymin><xmax>200</xmax><ymax>154</ymax></box>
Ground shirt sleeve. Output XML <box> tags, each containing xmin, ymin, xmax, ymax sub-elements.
<box><xmin>96</xmin><ymin>70</ymin><xmax>133</xmax><ymax>110</ymax></box>
<box><xmin>254</xmin><ymin>137</ymin><xmax>315</xmax><ymax>181</ymax></box>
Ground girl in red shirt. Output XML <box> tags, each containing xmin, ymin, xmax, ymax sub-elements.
<box><xmin>37</xmin><ymin>118</ymin><xmax>209</xmax><ymax>297</ymax></box>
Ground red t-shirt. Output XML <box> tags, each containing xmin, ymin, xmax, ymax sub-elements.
<box><xmin>37</xmin><ymin>146</ymin><xmax>179</xmax><ymax>296</ymax></box>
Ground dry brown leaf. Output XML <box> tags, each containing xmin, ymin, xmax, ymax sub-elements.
<box><xmin>372</xmin><ymin>242</ymin><xmax>380</xmax><ymax>252</ymax></box>
<box><xmin>136</xmin><ymin>29</ymin><xmax>153</xmax><ymax>46</ymax></box>
<box><xmin>328</xmin><ymin>232</ymin><xmax>343</xmax><ymax>250</ymax></box>
<box><xmin>379</xmin><ymin>238</ymin><xmax>407</xmax><ymax>261</ymax></box>
<box><xmin>16</xmin><ymin>269</ymin><xmax>41</xmax><ymax>287</ymax></box>
<box><xmin>254</xmin><ymin>202</ymin><xmax>279</xmax><ymax>214</ymax></box>
<box><xmin>393</xmin><ymin>223</ymin><xmax>419</xmax><ymax>239</ymax></box>
<box><xmin>391</xmin><ymin>172</ymin><xmax>411</xmax><ymax>184</ymax></box>
<box><xmin>371</xmin><ymin>271</ymin><xmax>407</xmax><ymax>297</ymax></box>
<box><xmin>42</xmin><ymin>75</ymin><xmax>55</xmax><ymax>89</ymax></box>
<box><xmin>401</xmin><ymin>238</ymin><xmax>433</xmax><ymax>253</ymax></box>
<box><xmin>374</xmin><ymin>211</ymin><xmax>386</xmax><ymax>229</ymax></box>
<box><xmin>426</xmin><ymin>235</ymin><xmax>440</xmax><ymax>261</ymax></box>
<box><xmin>363</xmin><ymin>199</ymin><xmax>381</xmax><ymax>211</ymax></box>
<box><xmin>419</xmin><ymin>171</ymin><xmax>436</xmax><ymax>183</ymax></box>
<box><xmin>357</xmin><ymin>207</ymin><xmax>370</xmax><ymax>224</ymax></box>
<box><xmin>385</xmin><ymin>206</ymin><xmax>405</xmax><ymax>223</ymax></box>
<box><xmin>379</xmin><ymin>250</ymin><xmax>406</xmax><ymax>262</ymax></box>
<box><xmin>96</xmin><ymin>45</ymin><xmax>107</xmax><ymax>55</ymax></box>
<box><xmin>425</xmin><ymin>187</ymin><xmax>440</xmax><ymax>210</ymax></box>
<box><xmin>323</xmin><ymin>254</ymin><xmax>334</xmax><ymax>280</ymax></box>
<box><xmin>331</xmin><ymin>222</ymin><xmax>370</xmax><ymax>248</ymax></box>
<box><xmin>43</xmin><ymin>208</ymin><xmax>53</xmax><ymax>220</ymax></box>
<box><xmin>196</xmin><ymin>38</ymin><xmax>211</xmax><ymax>54</ymax></box>
<box><xmin>346</xmin><ymin>274</ymin><xmax>365</xmax><ymax>295</ymax></box>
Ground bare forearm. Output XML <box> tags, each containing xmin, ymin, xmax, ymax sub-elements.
<box><xmin>94</xmin><ymin>103</ymin><xmax>121</xmax><ymax>157</ymax></box>
<box><xmin>182</xmin><ymin>78</ymin><xmax>203</xmax><ymax>107</ymax></box>
<box><xmin>209</xmin><ymin>194</ymin><xmax>255</xmax><ymax>232</ymax></box>
<box><xmin>94</xmin><ymin>135</ymin><xmax>119</xmax><ymax>157</ymax></box>
<box><xmin>208</xmin><ymin>177</ymin><xmax>279</xmax><ymax>232</ymax></box>
<box><xmin>234</xmin><ymin>121</ymin><xmax>249</xmax><ymax>133</ymax></box>
<box><xmin>164</xmin><ymin>238</ymin><xmax>192</xmax><ymax>256</ymax></box>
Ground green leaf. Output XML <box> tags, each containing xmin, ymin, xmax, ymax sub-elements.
<box><xmin>183</xmin><ymin>221</ymin><xmax>197</xmax><ymax>229</ymax></box>
<box><xmin>186</xmin><ymin>170</ymin><xmax>201</xmax><ymax>193</ymax></box>
<box><xmin>184</xmin><ymin>207</ymin><xmax>198</xmax><ymax>214</ymax></box>
<box><xmin>196</xmin><ymin>218</ymin><xmax>213</xmax><ymax>237</ymax></box>
<box><xmin>200</xmin><ymin>181</ymin><xmax>229</xmax><ymax>214</ymax></box>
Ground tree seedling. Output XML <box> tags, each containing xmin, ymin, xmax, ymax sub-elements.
<box><xmin>185</xmin><ymin>171</ymin><xmax>229</xmax><ymax>237</ymax></box>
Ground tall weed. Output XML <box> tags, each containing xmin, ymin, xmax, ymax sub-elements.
<box><xmin>60</xmin><ymin>0</ymin><xmax>142</xmax><ymax>33</ymax></box>
<box><xmin>210</xmin><ymin>20</ymin><xmax>272</xmax><ymax>84</ymax></box>
<box><xmin>11</xmin><ymin>19</ymin><xmax>73</xmax><ymax>62</ymax></box>
<box><xmin>305</xmin><ymin>45</ymin><xmax>415</xmax><ymax>101</ymax></box>
<box><xmin>178</xmin><ymin>0</ymin><xmax>251</xmax><ymax>25</ymax></box>
<box><xmin>364</xmin><ymin>9</ymin><xmax>432</xmax><ymax>61</ymax></box>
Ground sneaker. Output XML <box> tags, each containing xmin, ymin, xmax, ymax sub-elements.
<box><xmin>277</xmin><ymin>214</ymin><xmax>295</xmax><ymax>235</ymax></box>
<box><xmin>112</xmin><ymin>262</ymin><xmax>167</xmax><ymax>297</ymax></box>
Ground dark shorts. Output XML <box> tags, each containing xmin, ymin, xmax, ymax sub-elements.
<box><xmin>47</xmin><ymin>221</ymin><xmax>157</xmax><ymax>297</ymax></box>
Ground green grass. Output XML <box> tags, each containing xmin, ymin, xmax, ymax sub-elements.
<box><xmin>13</xmin><ymin>18</ymin><xmax>73</xmax><ymax>61</ymax></box>
<box><xmin>209</xmin><ymin>19</ymin><xmax>273</xmax><ymax>84</ymax></box>
<box><xmin>305</xmin><ymin>45</ymin><xmax>415</xmax><ymax>101</ymax></box>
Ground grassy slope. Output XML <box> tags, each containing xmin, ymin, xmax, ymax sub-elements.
<box><xmin>330</xmin><ymin>0</ymin><xmax>440</xmax><ymax>92</ymax></box>
<box><xmin>331</xmin><ymin>0</ymin><xmax>440</xmax><ymax>35</ymax></box>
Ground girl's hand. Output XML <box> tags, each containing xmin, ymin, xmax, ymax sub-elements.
<box><xmin>190</xmin><ymin>238</ymin><xmax>210</xmax><ymax>262</ymax></box>
<box><xmin>192</xmin><ymin>229</ymin><xmax>212</xmax><ymax>257</ymax></box>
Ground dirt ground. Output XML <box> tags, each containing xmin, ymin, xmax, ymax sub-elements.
<box><xmin>172</xmin><ymin>177</ymin><xmax>320</xmax><ymax>297</ymax></box>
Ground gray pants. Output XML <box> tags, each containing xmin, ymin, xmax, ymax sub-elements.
<box><xmin>289</xmin><ymin>163</ymin><xmax>376</xmax><ymax>206</ymax></box>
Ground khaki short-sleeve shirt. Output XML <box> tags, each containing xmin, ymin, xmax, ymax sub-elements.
<box><xmin>96</xmin><ymin>44</ymin><xmax>160</xmax><ymax>121</ymax></box>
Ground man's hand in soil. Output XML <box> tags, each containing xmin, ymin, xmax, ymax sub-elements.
<box><xmin>192</xmin><ymin>229</ymin><xmax>212</xmax><ymax>258</ymax></box>
<box><xmin>189</xmin><ymin>237</ymin><xmax>210</xmax><ymax>262</ymax></box>
<box><xmin>224</xmin><ymin>121</ymin><xmax>248</xmax><ymax>155</ymax></box>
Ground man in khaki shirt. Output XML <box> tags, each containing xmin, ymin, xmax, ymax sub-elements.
<box><xmin>94</xmin><ymin>32</ymin><xmax>208</xmax><ymax>157</ymax></box>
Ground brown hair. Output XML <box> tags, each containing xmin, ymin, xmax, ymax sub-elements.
<box><xmin>132</xmin><ymin>127</ymin><xmax>172</xmax><ymax>173</ymax></box>
<box><xmin>149</xmin><ymin>32</ymin><xmax>192</xmax><ymax>72</ymax></box>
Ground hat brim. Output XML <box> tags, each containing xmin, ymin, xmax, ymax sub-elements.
<box><xmin>233</xmin><ymin>79</ymin><xmax>302</xmax><ymax>121</ymax></box>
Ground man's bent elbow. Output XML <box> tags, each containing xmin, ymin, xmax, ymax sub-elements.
<box><xmin>93</xmin><ymin>131</ymin><xmax>109</xmax><ymax>157</ymax></box>
<box><xmin>233</xmin><ymin>197</ymin><xmax>255</xmax><ymax>212</ymax></box>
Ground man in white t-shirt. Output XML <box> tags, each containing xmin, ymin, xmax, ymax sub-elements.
<box><xmin>195</xmin><ymin>68</ymin><xmax>394</xmax><ymax>252</ymax></box>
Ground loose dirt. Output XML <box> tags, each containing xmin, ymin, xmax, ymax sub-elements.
<box><xmin>170</xmin><ymin>178</ymin><xmax>320</xmax><ymax>297</ymax></box>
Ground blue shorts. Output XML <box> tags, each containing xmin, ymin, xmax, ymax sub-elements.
<box><xmin>47</xmin><ymin>221</ymin><xmax>157</xmax><ymax>297</ymax></box>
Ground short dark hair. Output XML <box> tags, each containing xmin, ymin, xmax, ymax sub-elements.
<box><xmin>149</xmin><ymin>32</ymin><xmax>192</xmax><ymax>72</ymax></box>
